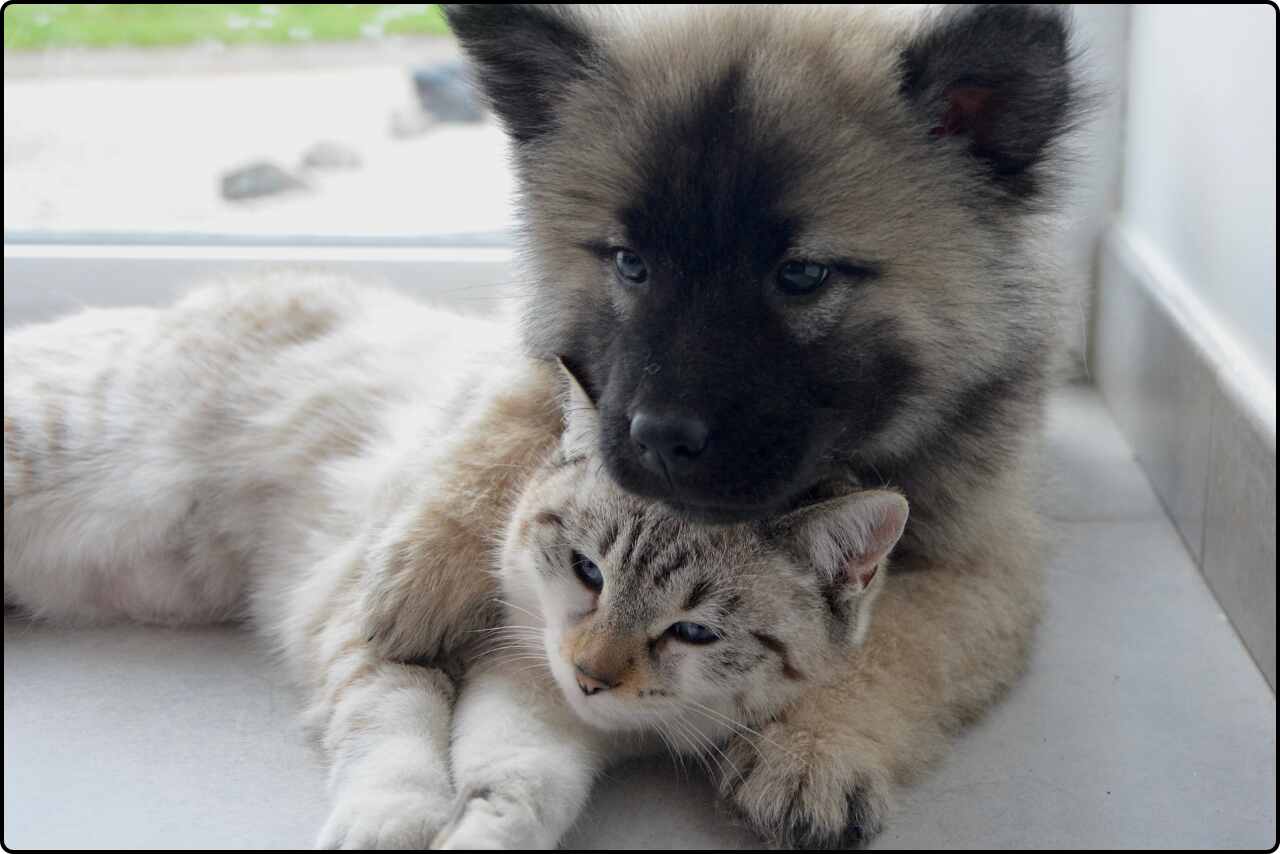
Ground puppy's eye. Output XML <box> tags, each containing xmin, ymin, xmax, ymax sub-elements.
<box><xmin>777</xmin><ymin>260</ymin><xmax>829</xmax><ymax>295</ymax></box>
<box><xmin>666</xmin><ymin>621</ymin><xmax>719</xmax><ymax>645</ymax></box>
<box><xmin>571</xmin><ymin>550</ymin><xmax>604</xmax><ymax>592</ymax></box>
<box><xmin>614</xmin><ymin>249</ymin><xmax>648</xmax><ymax>284</ymax></box>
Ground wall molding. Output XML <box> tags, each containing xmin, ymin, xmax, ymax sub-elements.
<box><xmin>3</xmin><ymin>243</ymin><xmax>518</xmax><ymax>330</ymax></box>
<box><xmin>1093</xmin><ymin>223</ymin><xmax>1276</xmax><ymax>688</ymax></box>
<box><xmin>1107</xmin><ymin>224</ymin><xmax>1276</xmax><ymax>441</ymax></box>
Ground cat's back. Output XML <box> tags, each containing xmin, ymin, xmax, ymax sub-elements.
<box><xmin>7</xmin><ymin>273</ymin><xmax>509</xmax><ymax>487</ymax></box>
<box><xmin>176</xmin><ymin>274</ymin><xmax>522</xmax><ymax>511</ymax></box>
<box><xmin>166</xmin><ymin>272</ymin><xmax>507</xmax><ymax>404</ymax></box>
<box><xmin>4</xmin><ymin>273</ymin><xmax>515</xmax><ymax>623</ymax></box>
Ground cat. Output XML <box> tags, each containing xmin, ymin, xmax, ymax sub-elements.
<box><xmin>3</xmin><ymin>276</ymin><xmax>907</xmax><ymax>848</ymax></box>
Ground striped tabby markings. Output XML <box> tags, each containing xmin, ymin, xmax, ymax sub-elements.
<box><xmin>751</xmin><ymin>631</ymin><xmax>806</xmax><ymax>682</ymax></box>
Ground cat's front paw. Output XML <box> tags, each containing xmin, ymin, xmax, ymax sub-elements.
<box><xmin>431</xmin><ymin>788</ymin><xmax>542</xmax><ymax>850</ymax></box>
<box><xmin>719</xmin><ymin>717</ymin><xmax>891</xmax><ymax>849</ymax></box>
<box><xmin>432</xmin><ymin>824</ymin><xmax>512</xmax><ymax>851</ymax></box>
<box><xmin>317</xmin><ymin>788</ymin><xmax>451</xmax><ymax>850</ymax></box>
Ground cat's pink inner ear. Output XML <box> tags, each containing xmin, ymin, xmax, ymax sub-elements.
<box><xmin>856</xmin><ymin>564</ymin><xmax>878</xmax><ymax>591</ymax></box>
<box><xmin>556</xmin><ymin>355</ymin><xmax>601</xmax><ymax>458</ymax></box>
<box><xmin>844</xmin><ymin>493</ymin><xmax>908</xmax><ymax>590</ymax></box>
<box><xmin>556</xmin><ymin>356</ymin><xmax>597</xmax><ymax>410</ymax></box>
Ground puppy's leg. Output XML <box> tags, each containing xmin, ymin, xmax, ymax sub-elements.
<box><xmin>720</xmin><ymin>533</ymin><xmax>1044</xmax><ymax>847</ymax></box>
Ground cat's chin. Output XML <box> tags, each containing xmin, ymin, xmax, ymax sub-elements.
<box><xmin>562</xmin><ymin>692</ymin><xmax>662</xmax><ymax>733</ymax></box>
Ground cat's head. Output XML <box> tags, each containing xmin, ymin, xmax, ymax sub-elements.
<box><xmin>497</xmin><ymin>363</ymin><xmax>908</xmax><ymax>733</ymax></box>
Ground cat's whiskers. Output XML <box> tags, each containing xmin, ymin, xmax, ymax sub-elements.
<box><xmin>651</xmin><ymin>719</ymin><xmax>693</xmax><ymax>783</ymax></box>
<box><xmin>674</xmin><ymin>711</ymin><xmax>743</xmax><ymax>785</ymax></box>
<box><xmin>681</xmin><ymin>717</ymin><xmax>737</xmax><ymax>784</ymax></box>
<box><xmin>468</xmin><ymin>624</ymin><xmax>545</xmax><ymax>640</ymax></box>
<box><xmin>468</xmin><ymin>624</ymin><xmax>543</xmax><ymax>635</ymax></box>
<box><xmin>475</xmin><ymin>629</ymin><xmax>543</xmax><ymax>645</ymax></box>
<box><xmin>662</xmin><ymin>712</ymin><xmax>723</xmax><ymax>781</ymax></box>
<box><xmin>662</xmin><ymin>715</ymin><xmax>707</xmax><ymax>774</ymax></box>
<box><xmin>481</xmin><ymin>638</ymin><xmax>543</xmax><ymax>655</ymax></box>
<box><xmin>491</xmin><ymin>597</ymin><xmax>545</xmax><ymax>624</ymax></box>
<box><xmin>506</xmin><ymin>661</ymin><xmax>555</xmax><ymax>679</ymax></box>
<box><xmin>678</xmin><ymin>697</ymin><xmax>801</xmax><ymax>763</ymax></box>
<box><xmin>490</xmin><ymin>656</ymin><xmax>550</xmax><ymax>674</ymax></box>
<box><xmin>482</xmin><ymin>644</ymin><xmax>542</xmax><ymax>658</ymax></box>
<box><xmin>677</xmin><ymin>703</ymin><xmax>773</xmax><ymax>771</ymax></box>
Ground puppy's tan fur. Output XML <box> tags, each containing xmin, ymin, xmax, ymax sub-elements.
<box><xmin>435</xmin><ymin>3</ymin><xmax>1083</xmax><ymax>845</ymax></box>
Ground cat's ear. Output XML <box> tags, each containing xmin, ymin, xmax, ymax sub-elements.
<box><xmin>556</xmin><ymin>357</ymin><xmax>599</xmax><ymax>459</ymax></box>
<box><xmin>901</xmin><ymin>4</ymin><xmax>1079</xmax><ymax>201</ymax></box>
<box><xmin>443</xmin><ymin>4</ymin><xmax>604</xmax><ymax>144</ymax></box>
<box><xmin>775</xmin><ymin>489</ymin><xmax>908</xmax><ymax>603</ymax></box>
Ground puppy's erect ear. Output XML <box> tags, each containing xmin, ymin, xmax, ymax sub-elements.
<box><xmin>443</xmin><ymin>4</ymin><xmax>603</xmax><ymax>144</ymax></box>
<box><xmin>901</xmin><ymin>4</ymin><xmax>1079</xmax><ymax>200</ymax></box>
<box><xmin>774</xmin><ymin>490</ymin><xmax>908</xmax><ymax>643</ymax></box>
<box><xmin>556</xmin><ymin>357</ymin><xmax>599</xmax><ymax>459</ymax></box>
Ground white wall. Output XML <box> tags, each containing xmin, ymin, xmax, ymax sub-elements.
<box><xmin>1059</xmin><ymin>5</ymin><xmax>1131</xmax><ymax>371</ymax></box>
<box><xmin>1092</xmin><ymin>5</ymin><xmax>1275</xmax><ymax>687</ymax></box>
<box><xmin>1120</xmin><ymin>5</ymin><xmax>1277</xmax><ymax>384</ymax></box>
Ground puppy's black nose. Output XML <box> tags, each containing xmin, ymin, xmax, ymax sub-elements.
<box><xmin>630</xmin><ymin>410</ymin><xmax>709</xmax><ymax>472</ymax></box>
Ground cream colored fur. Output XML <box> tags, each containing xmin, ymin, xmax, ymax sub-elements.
<box><xmin>4</xmin><ymin>276</ymin><xmax>907</xmax><ymax>849</ymax></box>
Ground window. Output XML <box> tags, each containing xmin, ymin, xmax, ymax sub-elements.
<box><xmin>4</xmin><ymin>4</ymin><xmax>515</xmax><ymax>325</ymax></box>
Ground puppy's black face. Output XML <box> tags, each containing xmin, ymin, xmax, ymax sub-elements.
<box><xmin>588</xmin><ymin>309</ymin><xmax>909</xmax><ymax>522</ymax></box>
<box><xmin>558</xmin><ymin>68</ymin><xmax>915</xmax><ymax>521</ymax></box>
<box><xmin>448</xmin><ymin>5</ymin><xmax>1078</xmax><ymax>522</ymax></box>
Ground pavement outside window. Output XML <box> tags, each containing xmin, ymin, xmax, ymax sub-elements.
<box><xmin>4</xmin><ymin>34</ymin><xmax>514</xmax><ymax>241</ymax></box>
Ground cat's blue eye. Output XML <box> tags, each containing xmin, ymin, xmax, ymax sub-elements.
<box><xmin>667</xmin><ymin>621</ymin><xmax>720</xmax><ymax>645</ymax></box>
<box><xmin>571</xmin><ymin>550</ymin><xmax>604</xmax><ymax>592</ymax></box>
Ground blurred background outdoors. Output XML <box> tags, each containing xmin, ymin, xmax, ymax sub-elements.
<box><xmin>4</xmin><ymin>4</ymin><xmax>514</xmax><ymax>242</ymax></box>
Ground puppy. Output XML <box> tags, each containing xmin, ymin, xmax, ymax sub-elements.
<box><xmin>446</xmin><ymin>5</ymin><xmax>1084</xmax><ymax>845</ymax></box>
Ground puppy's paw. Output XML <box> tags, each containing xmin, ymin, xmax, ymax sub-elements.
<box><xmin>317</xmin><ymin>788</ymin><xmax>451</xmax><ymax>850</ymax></box>
<box><xmin>719</xmin><ymin>719</ymin><xmax>891</xmax><ymax>848</ymax></box>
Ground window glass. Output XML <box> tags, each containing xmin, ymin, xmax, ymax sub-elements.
<box><xmin>3</xmin><ymin>4</ymin><xmax>514</xmax><ymax>242</ymax></box>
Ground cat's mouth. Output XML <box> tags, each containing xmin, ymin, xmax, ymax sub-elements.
<box><xmin>545</xmin><ymin>652</ymin><xmax>663</xmax><ymax>733</ymax></box>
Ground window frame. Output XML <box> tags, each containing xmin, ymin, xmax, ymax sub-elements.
<box><xmin>3</xmin><ymin>238</ymin><xmax>517</xmax><ymax>328</ymax></box>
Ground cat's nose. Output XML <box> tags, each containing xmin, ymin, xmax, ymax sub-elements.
<box><xmin>630</xmin><ymin>410</ymin><xmax>709</xmax><ymax>475</ymax></box>
<box><xmin>574</xmin><ymin>663</ymin><xmax>620</xmax><ymax>696</ymax></box>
